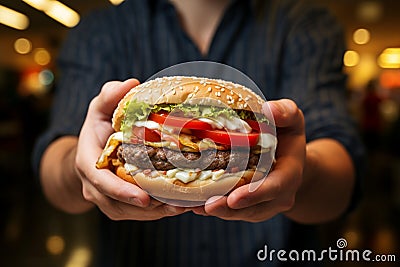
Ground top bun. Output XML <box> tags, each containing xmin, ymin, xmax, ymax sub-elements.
<box><xmin>113</xmin><ymin>76</ymin><xmax>265</xmax><ymax>131</ymax></box>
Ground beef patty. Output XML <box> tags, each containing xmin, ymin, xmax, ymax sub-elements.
<box><xmin>118</xmin><ymin>144</ymin><xmax>259</xmax><ymax>171</ymax></box>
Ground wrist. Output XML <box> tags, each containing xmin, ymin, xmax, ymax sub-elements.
<box><xmin>40</xmin><ymin>136</ymin><xmax>94</xmax><ymax>213</ymax></box>
<box><xmin>284</xmin><ymin>139</ymin><xmax>355</xmax><ymax>223</ymax></box>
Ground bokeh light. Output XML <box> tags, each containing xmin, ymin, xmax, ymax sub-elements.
<box><xmin>34</xmin><ymin>48</ymin><xmax>51</xmax><ymax>66</ymax></box>
<box><xmin>343</xmin><ymin>50</ymin><xmax>360</xmax><ymax>67</ymax></box>
<box><xmin>46</xmin><ymin>235</ymin><xmax>65</xmax><ymax>255</ymax></box>
<box><xmin>353</xmin><ymin>28</ymin><xmax>370</xmax><ymax>45</ymax></box>
<box><xmin>14</xmin><ymin>38</ymin><xmax>32</xmax><ymax>54</ymax></box>
<box><xmin>38</xmin><ymin>69</ymin><xmax>54</xmax><ymax>86</ymax></box>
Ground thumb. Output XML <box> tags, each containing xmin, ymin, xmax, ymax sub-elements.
<box><xmin>94</xmin><ymin>78</ymin><xmax>140</xmax><ymax>117</ymax></box>
<box><xmin>263</xmin><ymin>99</ymin><xmax>304</xmax><ymax>130</ymax></box>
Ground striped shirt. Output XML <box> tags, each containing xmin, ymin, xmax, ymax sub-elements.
<box><xmin>33</xmin><ymin>0</ymin><xmax>364</xmax><ymax>266</ymax></box>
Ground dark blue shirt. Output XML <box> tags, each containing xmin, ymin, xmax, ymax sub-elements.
<box><xmin>33</xmin><ymin>0</ymin><xmax>364</xmax><ymax>266</ymax></box>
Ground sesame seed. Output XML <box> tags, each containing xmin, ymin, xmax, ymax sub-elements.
<box><xmin>220</xmin><ymin>88</ymin><xmax>225</xmax><ymax>92</ymax></box>
<box><xmin>207</xmin><ymin>87</ymin><xmax>212</xmax><ymax>92</ymax></box>
<box><xmin>172</xmin><ymin>89</ymin><xmax>176</xmax><ymax>95</ymax></box>
<box><xmin>215</xmin><ymin>91</ymin><xmax>221</xmax><ymax>97</ymax></box>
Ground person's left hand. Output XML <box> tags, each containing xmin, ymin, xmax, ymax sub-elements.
<box><xmin>191</xmin><ymin>99</ymin><xmax>306</xmax><ymax>222</ymax></box>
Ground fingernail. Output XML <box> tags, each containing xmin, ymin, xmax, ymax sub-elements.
<box><xmin>275</xmin><ymin>101</ymin><xmax>289</xmax><ymax>115</ymax></box>
<box><xmin>205</xmin><ymin>195</ymin><xmax>224</xmax><ymax>205</ymax></box>
<box><xmin>129</xmin><ymin>197</ymin><xmax>144</xmax><ymax>207</ymax></box>
<box><xmin>282</xmin><ymin>99</ymin><xmax>297</xmax><ymax>114</ymax></box>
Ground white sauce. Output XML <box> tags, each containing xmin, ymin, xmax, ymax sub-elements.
<box><xmin>165</xmin><ymin>168</ymin><xmax>226</xmax><ymax>183</ymax></box>
<box><xmin>257</xmin><ymin>133</ymin><xmax>277</xmax><ymax>149</ymax></box>
<box><xmin>198</xmin><ymin>117</ymin><xmax>252</xmax><ymax>133</ymax></box>
<box><xmin>133</xmin><ymin>120</ymin><xmax>161</xmax><ymax>130</ymax></box>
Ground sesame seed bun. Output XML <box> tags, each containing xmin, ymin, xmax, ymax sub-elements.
<box><xmin>118</xmin><ymin>168</ymin><xmax>265</xmax><ymax>203</ymax></box>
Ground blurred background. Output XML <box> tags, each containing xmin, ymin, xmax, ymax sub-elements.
<box><xmin>0</xmin><ymin>0</ymin><xmax>399</xmax><ymax>266</ymax></box>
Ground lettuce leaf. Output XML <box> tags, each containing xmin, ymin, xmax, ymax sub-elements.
<box><xmin>120</xmin><ymin>99</ymin><xmax>151</xmax><ymax>133</ymax></box>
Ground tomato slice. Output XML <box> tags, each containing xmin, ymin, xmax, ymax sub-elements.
<box><xmin>132</xmin><ymin>127</ymin><xmax>161</xmax><ymax>142</ymax></box>
<box><xmin>148</xmin><ymin>112</ymin><xmax>213</xmax><ymax>130</ymax></box>
<box><xmin>191</xmin><ymin>129</ymin><xmax>259</xmax><ymax>147</ymax></box>
<box><xmin>245</xmin><ymin>119</ymin><xmax>274</xmax><ymax>134</ymax></box>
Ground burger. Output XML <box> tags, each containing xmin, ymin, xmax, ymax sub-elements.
<box><xmin>96</xmin><ymin>76</ymin><xmax>277</xmax><ymax>205</ymax></box>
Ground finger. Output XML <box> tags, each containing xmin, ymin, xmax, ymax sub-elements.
<box><xmin>226</xmin><ymin>176</ymin><xmax>280</xmax><ymax>209</ymax></box>
<box><xmin>204</xmin><ymin>196</ymin><xmax>279</xmax><ymax>222</ymax></box>
<box><xmin>227</xmin><ymin>157</ymin><xmax>300</xmax><ymax>210</ymax></box>
<box><xmin>264</xmin><ymin>99</ymin><xmax>304</xmax><ymax>131</ymax></box>
<box><xmin>93</xmin><ymin>78</ymin><xmax>140</xmax><ymax>117</ymax></box>
<box><xmin>107</xmin><ymin>202</ymin><xmax>187</xmax><ymax>221</ymax></box>
<box><xmin>96</xmin><ymin>193</ymin><xmax>186</xmax><ymax>221</ymax></box>
<box><xmin>191</xmin><ymin>205</ymin><xmax>208</xmax><ymax>216</ymax></box>
<box><xmin>85</xmin><ymin>168</ymin><xmax>151</xmax><ymax>208</ymax></box>
<box><xmin>82</xmin><ymin>178</ymin><xmax>187</xmax><ymax>220</ymax></box>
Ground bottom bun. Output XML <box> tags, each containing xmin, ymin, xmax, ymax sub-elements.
<box><xmin>116</xmin><ymin>167</ymin><xmax>265</xmax><ymax>203</ymax></box>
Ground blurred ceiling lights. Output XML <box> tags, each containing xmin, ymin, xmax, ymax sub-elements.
<box><xmin>22</xmin><ymin>0</ymin><xmax>80</xmax><ymax>28</ymax></box>
<box><xmin>0</xmin><ymin>4</ymin><xmax>29</xmax><ymax>30</ymax></box>
<box><xmin>1</xmin><ymin>0</ymin><xmax>125</xmax><ymax>31</ymax></box>
<box><xmin>109</xmin><ymin>0</ymin><xmax>125</xmax><ymax>5</ymax></box>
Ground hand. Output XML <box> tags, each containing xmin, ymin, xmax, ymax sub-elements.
<box><xmin>75</xmin><ymin>79</ymin><xmax>187</xmax><ymax>220</ymax></box>
<box><xmin>192</xmin><ymin>99</ymin><xmax>306</xmax><ymax>222</ymax></box>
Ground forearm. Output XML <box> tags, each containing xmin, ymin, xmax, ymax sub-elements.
<box><xmin>40</xmin><ymin>136</ymin><xmax>94</xmax><ymax>214</ymax></box>
<box><xmin>284</xmin><ymin>138</ymin><xmax>355</xmax><ymax>224</ymax></box>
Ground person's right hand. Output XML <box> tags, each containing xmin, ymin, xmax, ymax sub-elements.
<box><xmin>75</xmin><ymin>79</ymin><xmax>188</xmax><ymax>220</ymax></box>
